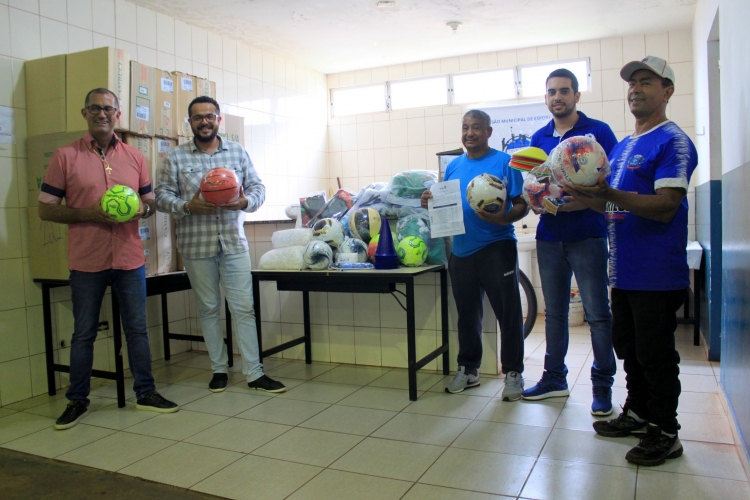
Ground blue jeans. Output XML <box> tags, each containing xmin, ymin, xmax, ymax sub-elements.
<box><xmin>67</xmin><ymin>266</ymin><xmax>155</xmax><ymax>405</ymax></box>
<box><xmin>182</xmin><ymin>250</ymin><xmax>263</xmax><ymax>382</ymax></box>
<box><xmin>537</xmin><ymin>238</ymin><xmax>615</xmax><ymax>387</ymax></box>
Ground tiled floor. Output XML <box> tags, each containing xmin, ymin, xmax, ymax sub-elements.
<box><xmin>1</xmin><ymin>322</ymin><xmax>748</xmax><ymax>500</ymax></box>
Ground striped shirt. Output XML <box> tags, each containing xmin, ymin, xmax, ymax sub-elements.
<box><xmin>154</xmin><ymin>137</ymin><xmax>265</xmax><ymax>259</ymax></box>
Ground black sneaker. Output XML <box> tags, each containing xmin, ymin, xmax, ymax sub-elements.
<box><xmin>247</xmin><ymin>375</ymin><xmax>286</xmax><ymax>393</ymax></box>
<box><xmin>625</xmin><ymin>424</ymin><xmax>683</xmax><ymax>466</ymax></box>
<box><xmin>136</xmin><ymin>391</ymin><xmax>179</xmax><ymax>413</ymax></box>
<box><xmin>593</xmin><ymin>406</ymin><xmax>648</xmax><ymax>437</ymax></box>
<box><xmin>209</xmin><ymin>373</ymin><xmax>229</xmax><ymax>393</ymax></box>
<box><xmin>54</xmin><ymin>401</ymin><xmax>88</xmax><ymax>430</ymax></box>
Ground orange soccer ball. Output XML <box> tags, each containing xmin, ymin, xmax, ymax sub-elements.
<box><xmin>200</xmin><ymin>168</ymin><xmax>240</xmax><ymax>206</ymax></box>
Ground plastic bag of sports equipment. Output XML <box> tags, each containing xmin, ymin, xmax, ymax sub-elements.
<box><xmin>307</xmin><ymin>188</ymin><xmax>356</xmax><ymax>227</ymax></box>
<box><xmin>258</xmin><ymin>246</ymin><xmax>306</xmax><ymax>270</ymax></box>
<box><xmin>387</xmin><ymin>170</ymin><xmax>438</xmax><ymax>206</ymax></box>
<box><xmin>299</xmin><ymin>191</ymin><xmax>326</xmax><ymax>227</ymax></box>
<box><xmin>548</xmin><ymin>134</ymin><xmax>611</xmax><ymax>188</ymax></box>
<box><xmin>348</xmin><ymin>182</ymin><xmax>390</xmax><ymax>213</ymax></box>
<box><xmin>271</xmin><ymin>228</ymin><xmax>312</xmax><ymax>249</ymax></box>
<box><xmin>395</xmin><ymin>209</ymin><xmax>448</xmax><ymax>265</ymax></box>
<box><xmin>522</xmin><ymin>162</ymin><xmax>564</xmax><ymax>215</ymax></box>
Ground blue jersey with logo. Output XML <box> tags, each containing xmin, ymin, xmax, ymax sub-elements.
<box><xmin>606</xmin><ymin>121</ymin><xmax>697</xmax><ymax>291</ymax></box>
<box><xmin>530</xmin><ymin>112</ymin><xmax>618</xmax><ymax>242</ymax></box>
<box><xmin>444</xmin><ymin>149</ymin><xmax>523</xmax><ymax>257</ymax></box>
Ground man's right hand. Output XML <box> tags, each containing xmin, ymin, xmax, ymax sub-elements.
<box><xmin>420</xmin><ymin>190</ymin><xmax>433</xmax><ymax>209</ymax></box>
<box><xmin>186</xmin><ymin>189</ymin><xmax>217</xmax><ymax>215</ymax></box>
<box><xmin>88</xmin><ymin>200</ymin><xmax>118</xmax><ymax>224</ymax></box>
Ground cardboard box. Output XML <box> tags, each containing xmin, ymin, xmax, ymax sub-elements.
<box><xmin>153</xmin><ymin>138</ymin><xmax>178</xmax><ymax>274</ymax></box>
<box><xmin>173</xmin><ymin>72</ymin><xmax>196</xmax><ymax>137</ymax></box>
<box><xmin>138</xmin><ymin>213</ymin><xmax>157</xmax><ymax>275</ymax></box>
<box><xmin>67</xmin><ymin>47</ymin><xmax>130</xmax><ymax>133</ymax></box>
<box><xmin>28</xmin><ymin>206</ymin><xmax>70</xmax><ymax>281</ymax></box>
<box><xmin>155</xmin><ymin>70</ymin><xmax>176</xmax><ymax>139</ymax></box>
<box><xmin>218</xmin><ymin>113</ymin><xmax>245</xmax><ymax>145</ymax></box>
<box><xmin>27</xmin><ymin>132</ymin><xmax>86</xmax><ymax>207</ymax></box>
<box><xmin>129</xmin><ymin>62</ymin><xmax>156</xmax><ymax>136</ymax></box>
<box><xmin>26</xmin><ymin>55</ymin><xmax>67</xmax><ymax>136</ymax></box>
<box><xmin>196</xmin><ymin>77</ymin><xmax>216</xmax><ymax>99</ymax></box>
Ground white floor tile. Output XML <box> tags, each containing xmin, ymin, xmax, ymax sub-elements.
<box><xmin>56</xmin><ymin>431</ymin><xmax>175</xmax><ymax>471</ymax></box>
<box><xmin>3</xmin><ymin>423</ymin><xmax>114</xmax><ymax>458</ymax></box>
<box><xmin>522</xmin><ymin>458</ymin><xmax>637</xmax><ymax>500</ymax></box>
<box><xmin>331</xmin><ymin>437</ymin><xmax>445</xmax><ymax>481</ymax></box>
<box><xmin>286</xmin><ymin>469</ymin><xmax>412</xmax><ymax>500</ymax></box>
<box><xmin>636</xmin><ymin>470</ymin><xmax>750</xmax><ymax>500</ymax></box>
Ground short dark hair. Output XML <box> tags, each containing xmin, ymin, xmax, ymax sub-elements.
<box><xmin>662</xmin><ymin>77</ymin><xmax>674</xmax><ymax>88</ymax></box>
<box><xmin>85</xmin><ymin>88</ymin><xmax>119</xmax><ymax>109</ymax></box>
<box><xmin>188</xmin><ymin>96</ymin><xmax>220</xmax><ymax>118</ymax></box>
<box><xmin>546</xmin><ymin>69</ymin><xmax>579</xmax><ymax>94</ymax></box>
<box><xmin>463</xmin><ymin>109</ymin><xmax>491</xmax><ymax>129</ymax></box>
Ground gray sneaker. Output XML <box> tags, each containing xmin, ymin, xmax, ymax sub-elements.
<box><xmin>445</xmin><ymin>366</ymin><xmax>480</xmax><ymax>394</ymax></box>
<box><xmin>501</xmin><ymin>371</ymin><xmax>524</xmax><ymax>401</ymax></box>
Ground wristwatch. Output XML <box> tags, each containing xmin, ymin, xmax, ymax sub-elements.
<box><xmin>141</xmin><ymin>203</ymin><xmax>152</xmax><ymax>219</ymax></box>
<box><xmin>183</xmin><ymin>202</ymin><xmax>191</xmax><ymax>215</ymax></box>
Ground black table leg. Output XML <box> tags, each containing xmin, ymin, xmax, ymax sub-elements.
<box><xmin>111</xmin><ymin>294</ymin><xmax>126</xmax><ymax>408</ymax></box>
<box><xmin>43</xmin><ymin>284</ymin><xmax>56</xmax><ymax>396</ymax></box>
<box><xmin>693</xmin><ymin>267</ymin><xmax>701</xmax><ymax>346</ymax></box>
<box><xmin>161</xmin><ymin>293</ymin><xmax>171</xmax><ymax>361</ymax></box>
<box><xmin>253</xmin><ymin>275</ymin><xmax>263</xmax><ymax>362</ymax></box>
<box><xmin>303</xmin><ymin>291</ymin><xmax>312</xmax><ymax>364</ymax></box>
<box><xmin>225</xmin><ymin>300</ymin><xmax>233</xmax><ymax>368</ymax></box>
<box><xmin>440</xmin><ymin>268</ymin><xmax>450</xmax><ymax>375</ymax></box>
<box><xmin>406</xmin><ymin>279</ymin><xmax>417</xmax><ymax>401</ymax></box>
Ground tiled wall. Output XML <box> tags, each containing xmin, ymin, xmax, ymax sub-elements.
<box><xmin>326</xmin><ymin>30</ymin><xmax>697</xmax><ymax>314</ymax></box>
<box><xmin>0</xmin><ymin>0</ymin><xmax>328</xmax><ymax>407</ymax></box>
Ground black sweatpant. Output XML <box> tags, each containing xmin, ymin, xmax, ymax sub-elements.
<box><xmin>611</xmin><ymin>288</ymin><xmax>686</xmax><ymax>434</ymax></box>
<box><xmin>448</xmin><ymin>239</ymin><xmax>524</xmax><ymax>374</ymax></box>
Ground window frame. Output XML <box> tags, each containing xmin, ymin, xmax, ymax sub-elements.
<box><xmin>330</xmin><ymin>82</ymin><xmax>388</xmax><ymax>118</ymax></box>
<box><xmin>516</xmin><ymin>58</ymin><xmax>591</xmax><ymax>99</ymax></box>
<box><xmin>450</xmin><ymin>67</ymin><xmax>519</xmax><ymax>105</ymax></box>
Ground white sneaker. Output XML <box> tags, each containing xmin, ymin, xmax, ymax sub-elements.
<box><xmin>445</xmin><ymin>366</ymin><xmax>480</xmax><ymax>394</ymax></box>
<box><xmin>501</xmin><ymin>371</ymin><xmax>524</xmax><ymax>401</ymax></box>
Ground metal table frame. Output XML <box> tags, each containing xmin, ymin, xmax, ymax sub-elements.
<box><xmin>35</xmin><ymin>272</ymin><xmax>233</xmax><ymax>408</ymax></box>
<box><xmin>252</xmin><ymin>264</ymin><xmax>450</xmax><ymax>401</ymax></box>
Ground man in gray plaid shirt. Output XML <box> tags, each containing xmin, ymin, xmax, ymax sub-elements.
<box><xmin>155</xmin><ymin>96</ymin><xmax>285</xmax><ymax>394</ymax></box>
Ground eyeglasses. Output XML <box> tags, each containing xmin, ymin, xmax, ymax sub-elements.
<box><xmin>191</xmin><ymin>114</ymin><xmax>218</xmax><ymax>123</ymax></box>
<box><xmin>86</xmin><ymin>105</ymin><xmax>118</xmax><ymax>115</ymax></box>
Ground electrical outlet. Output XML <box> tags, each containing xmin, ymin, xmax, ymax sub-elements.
<box><xmin>60</xmin><ymin>340</ymin><xmax>66</xmax><ymax>348</ymax></box>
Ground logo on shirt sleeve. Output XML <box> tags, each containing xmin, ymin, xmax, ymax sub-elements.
<box><xmin>626</xmin><ymin>155</ymin><xmax>645</xmax><ymax>170</ymax></box>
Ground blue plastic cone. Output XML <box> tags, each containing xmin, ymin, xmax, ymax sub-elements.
<box><xmin>374</xmin><ymin>217</ymin><xmax>399</xmax><ymax>270</ymax></box>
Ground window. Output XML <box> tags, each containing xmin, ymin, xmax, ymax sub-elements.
<box><xmin>453</xmin><ymin>69</ymin><xmax>517</xmax><ymax>104</ymax></box>
<box><xmin>519</xmin><ymin>59</ymin><xmax>590</xmax><ymax>97</ymax></box>
<box><xmin>331</xmin><ymin>83</ymin><xmax>386</xmax><ymax>117</ymax></box>
<box><xmin>389</xmin><ymin>76</ymin><xmax>449</xmax><ymax>110</ymax></box>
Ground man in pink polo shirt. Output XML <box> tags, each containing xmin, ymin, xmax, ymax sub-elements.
<box><xmin>38</xmin><ymin>88</ymin><xmax>178</xmax><ymax>430</ymax></box>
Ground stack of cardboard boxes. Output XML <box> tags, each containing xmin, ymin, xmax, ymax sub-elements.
<box><xmin>24</xmin><ymin>47</ymin><xmax>243</xmax><ymax>281</ymax></box>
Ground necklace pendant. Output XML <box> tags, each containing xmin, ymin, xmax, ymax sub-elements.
<box><xmin>105</xmin><ymin>165</ymin><xmax>112</xmax><ymax>175</ymax></box>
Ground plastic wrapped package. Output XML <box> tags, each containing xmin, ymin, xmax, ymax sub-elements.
<box><xmin>395</xmin><ymin>209</ymin><xmax>448</xmax><ymax>265</ymax></box>
<box><xmin>258</xmin><ymin>246</ymin><xmax>306</xmax><ymax>270</ymax></box>
<box><xmin>307</xmin><ymin>188</ymin><xmax>356</xmax><ymax>227</ymax></box>
<box><xmin>348</xmin><ymin>182</ymin><xmax>390</xmax><ymax>214</ymax></box>
<box><xmin>271</xmin><ymin>228</ymin><xmax>312</xmax><ymax>249</ymax></box>
<box><xmin>299</xmin><ymin>191</ymin><xmax>326</xmax><ymax>227</ymax></box>
<box><xmin>522</xmin><ymin>162</ymin><xmax>564</xmax><ymax>215</ymax></box>
<box><xmin>387</xmin><ymin>170</ymin><xmax>438</xmax><ymax>206</ymax></box>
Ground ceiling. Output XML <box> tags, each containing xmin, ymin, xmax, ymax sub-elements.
<box><xmin>130</xmin><ymin>0</ymin><xmax>698</xmax><ymax>74</ymax></box>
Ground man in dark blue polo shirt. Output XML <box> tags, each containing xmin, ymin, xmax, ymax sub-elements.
<box><xmin>521</xmin><ymin>69</ymin><xmax>619</xmax><ymax>416</ymax></box>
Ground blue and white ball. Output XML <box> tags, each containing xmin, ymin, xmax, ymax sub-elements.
<box><xmin>311</xmin><ymin>218</ymin><xmax>345</xmax><ymax>248</ymax></box>
<box><xmin>303</xmin><ymin>241</ymin><xmax>333</xmax><ymax>270</ymax></box>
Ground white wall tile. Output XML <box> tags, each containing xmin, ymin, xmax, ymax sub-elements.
<box><xmin>407</xmin><ymin>117</ymin><xmax>425</xmax><ymax>146</ymax></box>
<box><xmin>602</xmin><ymin>100</ymin><xmax>626</xmax><ymax>132</ymax></box>
<box><xmin>600</xmin><ymin>37</ymin><xmax>623</xmax><ymax>70</ymax></box>
<box><xmin>601</xmin><ymin>69</ymin><xmax>626</xmax><ymax>101</ymax></box>
<box><xmin>67</xmin><ymin>25</ymin><xmax>93</xmax><ymax>53</ymax></box>
<box><xmin>669</xmin><ymin>30</ymin><xmax>692</xmax><ymax>63</ymax></box>
<box><xmin>191</xmin><ymin>26</ymin><xmax>207</xmax><ymax>64</ymax></box>
<box><xmin>172</xmin><ymin>19</ymin><xmax>190</xmax><ymax>60</ymax></box>
<box><xmin>41</xmin><ymin>17</ymin><xmax>68</xmax><ymax>57</ymax></box>
<box><xmin>557</xmin><ymin>42</ymin><xmax>578</xmax><ymax>60</ymax></box>
<box><xmin>262</xmin><ymin>52</ymin><xmax>274</xmax><ymax>84</ymax></box>
<box><xmin>114</xmin><ymin>0</ymin><xmax>136</xmax><ymax>43</ymax></box>
<box><xmin>237</xmin><ymin>42</ymin><xmax>250</xmax><ymax>77</ymax></box>
<box><xmin>274</xmin><ymin>56</ymin><xmax>285</xmax><ymax>87</ymax></box>
<box><xmin>517</xmin><ymin>47</ymin><xmax>537</xmax><ymax>65</ymax></box>
<box><xmin>0</xmin><ymin>6</ymin><xmax>10</xmax><ymax>57</ymax></box>
<box><xmin>354</xmin><ymin>68</ymin><xmax>372</xmax><ymax>84</ymax></box>
<box><xmin>356</xmin><ymin>122</ymin><xmax>373</xmax><ymax>150</ymax></box>
<box><xmin>0</xmin><ymin>357</ymin><xmax>32</xmax><ymax>405</ymax></box>
<box><xmin>174</xmin><ymin>55</ymin><xmax>190</xmax><ymax>75</ymax></box>
<box><xmin>157</xmin><ymin>50</ymin><xmax>175</xmax><ymax>71</ymax></box>
<box><xmin>0</xmin><ymin>308</ymin><xmax>29</xmax><ymax>362</ymax></box>
<box><xmin>669</xmin><ymin>94</ymin><xmax>694</xmax><ymax>128</ymax></box>
<box><xmin>92</xmin><ymin>32</ymin><xmax>114</xmax><ymax>49</ymax></box>
<box><xmin>371</xmin><ymin>65</ymin><xmax>388</xmax><ymax>83</ymax></box>
<box><xmin>39</xmin><ymin>0</ymin><xmax>65</xmax><ymax>21</ymax></box>
<box><xmin>580</xmin><ymin>69</ymin><xmax>602</xmax><ymax>103</ymax></box>
<box><xmin>537</xmin><ymin>45</ymin><xmax>558</xmax><ymax>63</ymax></box>
<box><xmin>0</xmin><ymin>259</ymin><xmax>24</xmax><ymax>310</ymax></box>
<box><xmin>137</xmin><ymin>45</ymin><xmax>157</xmax><ymax>68</ymax></box>
<box><xmin>9</xmin><ymin>0</ymin><xmax>37</xmax><ymax>14</ymax></box>
<box><xmin>92</xmin><ymin>0</ymin><xmax>114</xmax><ymax>35</ymax></box>
<box><xmin>222</xmin><ymin>38</ymin><xmax>236</xmax><ymax>73</ymax></box>
<box><xmin>249</xmin><ymin>46</ymin><xmax>262</xmax><ymax>81</ymax></box>
<box><xmin>0</xmin><ymin>157</ymin><xmax>17</xmax><ymax>207</ymax></box>
<box><xmin>357</xmin><ymin>150</ymin><xmax>375</xmax><ymax>177</ymax></box>
<box><xmin>579</xmin><ymin>40</ymin><xmax>601</xmax><ymax>71</ymax></box>
<box><xmin>337</xmin><ymin>70</ymin><xmax>354</xmax><ymax>87</ymax></box>
<box><xmin>135</xmin><ymin>4</ymin><xmax>156</xmax><ymax>49</ymax></box>
<box><xmin>422</xmin><ymin>59</ymin><xmax>441</xmax><ymax>76</ymax></box>
<box><xmin>645</xmin><ymin>32</ymin><xmax>669</xmax><ymax>60</ymax></box>
<box><xmin>68</xmin><ymin>0</ymin><xmax>92</xmax><ymax>30</ymax></box>
<box><xmin>584</xmin><ymin>101</ymin><xmax>605</xmax><ymax>124</ymax></box>
<box><xmin>440</xmin><ymin>57</ymin><xmax>459</xmax><ymax>74</ymax></box>
<box><xmin>207</xmin><ymin>32</ymin><xmax>222</xmax><ymax>68</ymax></box>
<box><xmin>622</xmin><ymin>35</ymin><xmax>645</xmax><ymax>63</ymax></box>
<box><xmin>155</xmin><ymin>12</ymin><xmax>174</xmax><ymax>55</ymax></box>
<box><xmin>387</xmin><ymin>64</ymin><xmax>405</xmax><ymax>80</ymax></box>
<box><xmin>0</xmin><ymin>58</ymin><xmax>11</xmax><ymax>107</ymax></box>
<box><xmin>670</xmin><ymin>61</ymin><xmax>693</xmax><ymax>95</ymax></box>
<box><xmin>10</xmin><ymin>7</ymin><xmax>41</xmax><ymax>60</ymax></box>
<box><xmin>458</xmin><ymin>54</ymin><xmax>477</xmax><ymax>72</ymax></box>
<box><xmin>340</xmin><ymin>123</ymin><xmax>357</xmax><ymax>151</ymax></box>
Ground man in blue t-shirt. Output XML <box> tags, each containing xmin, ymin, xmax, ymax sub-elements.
<box><xmin>421</xmin><ymin>110</ymin><xmax>528</xmax><ymax>401</ymax></box>
<box><xmin>569</xmin><ymin>56</ymin><xmax>697</xmax><ymax>467</ymax></box>
<box><xmin>521</xmin><ymin>69</ymin><xmax>618</xmax><ymax>417</ymax></box>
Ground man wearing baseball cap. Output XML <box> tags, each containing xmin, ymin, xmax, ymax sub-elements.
<box><xmin>567</xmin><ymin>55</ymin><xmax>698</xmax><ymax>466</ymax></box>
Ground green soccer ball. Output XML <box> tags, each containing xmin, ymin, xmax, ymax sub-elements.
<box><xmin>101</xmin><ymin>184</ymin><xmax>139</xmax><ymax>222</ymax></box>
<box><xmin>396</xmin><ymin>236</ymin><xmax>428</xmax><ymax>267</ymax></box>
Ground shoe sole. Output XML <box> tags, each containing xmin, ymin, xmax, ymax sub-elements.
<box><xmin>591</xmin><ymin>407</ymin><xmax>614</xmax><ymax>416</ymax></box>
<box><xmin>445</xmin><ymin>382</ymin><xmax>480</xmax><ymax>394</ymax></box>
<box><xmin>136</xmin><ymin>404</ymin><xmax>180</xmax><ymax>413</ymax></box>
<box><xmin>54</xmin><ymin>419</ymin><xmax>81</xmax><ymax>430</ymax></box>
<box><xmin>593</xmin><ymin>425</ymin><xmax>648</xmax><ymax>437</ymax></box>
<box><xmin>248</xmin><ymin>386</ymin><xmax>287</xmax><ymax>393</ymax></box>
<box><xmin>209</xmin><ymin>386</ymin><xmax>227</xmax><ymax>393</ymax></box>
<box><xmin>625</xmin><ymin>445</ymin><xmax>683</xmax><ymax>466</ymax></box>
<box><xmin>521</xmin><ymin>389</ymin><xmax>570</xmax><ymax>401</ymax></box>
